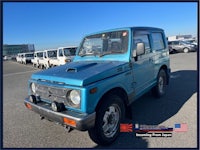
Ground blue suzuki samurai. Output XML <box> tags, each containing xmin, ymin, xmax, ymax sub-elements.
<box><xmin>24</xmin><ymin>27</ymin><xmax>170</xmax><ymax>145</ymax></box>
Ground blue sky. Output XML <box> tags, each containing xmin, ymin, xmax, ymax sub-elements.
<box><xmin>3</xmin><ymin>2</ymin><xmax>197</xmax><ymax>50</ymax></box>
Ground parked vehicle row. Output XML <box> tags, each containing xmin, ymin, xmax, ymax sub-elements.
<box><xmin>15</xmin><ymin>46</ymin><xmax>77</xmax><ymax>69</ymax></box>
<box><xmin>16</xmin><ymin>52</ymin><xmax>34</xmax><ymax>64</ymax></box>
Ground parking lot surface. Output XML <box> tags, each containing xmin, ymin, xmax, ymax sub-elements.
<box><xmin>3</xmin><ymin>52</ymin><xmax>197</xmax><ymax>148</ymax></box>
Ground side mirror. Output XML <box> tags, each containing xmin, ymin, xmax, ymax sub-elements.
<box><xmin>136</xmin><ymin>42</ymin><xmax>145</xmax><ymax>56</ymax></box>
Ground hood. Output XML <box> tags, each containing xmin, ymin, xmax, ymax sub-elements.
<box><xmin>31</xmin><ymin>61</ymin><xmax>130</xmax><ymax>86</ymax></box>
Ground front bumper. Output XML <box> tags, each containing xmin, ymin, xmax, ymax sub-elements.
<box><xmin>24</xmin><ymin>98</ymin><xmax>96</xmax><ymax>131</ymax></box>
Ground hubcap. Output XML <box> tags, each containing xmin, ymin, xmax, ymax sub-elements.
<box><xmin>102</xmin><ymin>105</ymin><xmax>120</xmax><ymax>138</ymax></box>
<box><xmin>184</xmin><ymin>48</ymin><xmax>189</xmax><ymax>53</ymax></box>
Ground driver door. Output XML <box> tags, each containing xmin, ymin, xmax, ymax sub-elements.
<box><xmin>131</xmin><ymin>32</ymin><xmax>154</xmax><ymax>98</ymax></box>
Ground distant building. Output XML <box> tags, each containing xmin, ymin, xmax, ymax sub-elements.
<box><xmin>3</xmin><ymin>44</ymin><xmax>35</xmax><ymax>56</ymax></box>
<box><xmin>167</xmin><ymin>35</ymin><xmax>193</xmax><ymax>41</ymax></box>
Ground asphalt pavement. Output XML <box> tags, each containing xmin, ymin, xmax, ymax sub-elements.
<box><xmin>3</xmin><ymin>52</ymin><xmax>198</xmax><ymax>148</ymax></box>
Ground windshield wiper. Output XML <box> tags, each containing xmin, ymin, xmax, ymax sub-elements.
<box><xmin>79</xmin><ymin>54</ymin><xmax>88</xmax><ymax>57</ymax></box>
<box><xmin>99</xmin><ymin>51</ymin><xmax>124</xmax><ymax>57</ymax></box>
<box><xmin>79</xmin><ymin>51</ymin><xmax>101</xmax><ymax>57</ymax></box>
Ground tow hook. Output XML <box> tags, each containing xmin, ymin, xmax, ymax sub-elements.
<box><xmin>64</xmin><ymin>125</ymin><xmax>73</xmax><ymax>133</ymax></box>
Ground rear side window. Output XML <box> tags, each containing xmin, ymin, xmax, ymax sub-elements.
<box><xmin>152</xmin><ymin>33</ymin><xmax>165</xmax><ymax>50</ymax></box>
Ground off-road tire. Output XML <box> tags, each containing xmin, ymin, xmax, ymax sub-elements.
<box><xmin>152</xmin><ymin>69</ymin><xmax>167</xmax><ymax>98</ymax></box>
<box><xmin>88</xmin><ymin>94</ymin><xmax>125</xmax><ymax>145</ymax></box>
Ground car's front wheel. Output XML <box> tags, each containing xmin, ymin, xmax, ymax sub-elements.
<box><xmin>183</xmin><ymin>48</ymin><xmax>189</xmax><ymax>53</ymax></box>
<box><xmin>88</xmin><ymin>94</ymin><xmax>125</xmax><ymax>145</ymax></box>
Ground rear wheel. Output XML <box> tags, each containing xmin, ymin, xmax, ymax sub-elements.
<box><xmin>152</xmin><ymin>69</ymin><xmax>167</xmax><ymax>98</ymax></box>
<box><xmin>88</xmin><ymin>94</ymin><xmax>125</xmax><ymax>145</ymax></box>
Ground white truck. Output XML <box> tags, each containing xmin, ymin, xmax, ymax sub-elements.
<box><xmin>31</xmin><ymin>51</ymin><xmax>44</xmax><ymax>68</ymax></box>
<box><xmin>38</xmin><ymin>49</ymin><xmax>57</xmax><ymax>69</ymax></box>
<box><xmin>21</xmin><ymin>52</ymin><xmax>34</xmax><ymax>64</ymax></box>
<box><xmin>49</xmin><ymin>46</ymin><xmax>77</xmax><ymax>67</ymax></box>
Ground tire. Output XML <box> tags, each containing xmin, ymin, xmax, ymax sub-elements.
<box><xmin>183</xmin><ymin>48</ymin><xmax>189</xmax><ymax>53</ymax></box>
<box><xmin>88</xmin><ymin>94</ymin><xmax>125</xmax><ymax>145</ymax></box>
<box><xmin>152</xmin><ymin>69</ymin><xmax>167</xmax><ymax>98</ymax></box>
<box><xmin>45</xmin><ymin>65</ymin><xmax>48</xmax><ymax>69</ymax></box>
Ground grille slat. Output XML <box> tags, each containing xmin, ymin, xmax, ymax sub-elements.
<box><xmin>35</xmin><ymin>84</ymin><xmax>68</xmax><ymax>103</ymax></box>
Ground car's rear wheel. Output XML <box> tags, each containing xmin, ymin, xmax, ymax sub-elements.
<box><xmin>88</xmin><ymin>94</ymin><xmax>125</xmax><ymax>145</ymax></box>
<box><xmin>183</xmin><ymin>48</ymin><xmax>189</xmax><ymax>53</ymax></box>
<box><xmin>152</xmin><ymin>69</ymin><xmax>167</xmax><ymax>98</ymax></box>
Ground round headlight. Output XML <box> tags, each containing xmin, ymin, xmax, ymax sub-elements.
<box><xmin>69</xmin><ymin>90</ymin><xmax>80</xmax><ymax>105</ymax></box>
<box><xmin>31</xmin><ymin>83</ymin><xmax>36</xmax><ymax>93</ymax></box>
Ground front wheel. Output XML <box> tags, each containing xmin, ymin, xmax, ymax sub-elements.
<box><xmin>152</xmin><ymin>69</ymin><xmax>167</xmax><ymax>98</ymax></box>
<box><xmin>88</xmin><ymin>94</ymin><xmax>125</xmax><ymax>145</ymax></box>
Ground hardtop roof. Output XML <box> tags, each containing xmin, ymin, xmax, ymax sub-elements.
<box><xmin>84</xmin><ymin>26</ymin><xmax>164</xmax><ymax>36</ymax></box>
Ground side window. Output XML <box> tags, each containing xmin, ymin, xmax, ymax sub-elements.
<box><xmin>59</xmin><ymin>49</ymin><xmax>63</xmax><ymax>56</ymax></box>
<box><xmin>133</xmin><ymin>34</ymin><xmax>151</xmax><ymax>53</ymax></box>
<box><xmin>152</xmin><ymin>32</ymin><xmax>165</xmax><ymax>50</ymax></box>
<box><xmin>174</xmin><ymin>41</ymin><xmax>179</xmax><ymax>45</ymax></box>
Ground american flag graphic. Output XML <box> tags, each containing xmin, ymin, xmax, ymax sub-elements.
<box><xmin>174</xmin><ymin>123</ymin><xmax>188</xmax><ymax>132</ymax></box>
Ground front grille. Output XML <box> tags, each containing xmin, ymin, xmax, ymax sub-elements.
<box><xmin>35</xmin><ymin>84</ymin><xmax>69</xmax><ymax>104</ymax></box>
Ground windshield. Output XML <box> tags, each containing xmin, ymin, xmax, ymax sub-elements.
<box><xmin>37</xmin><ymin>52</ymin><xmax>43</xmax><ymax>57</ymax></box>
<box><xmin>47</xmin><ymin>50</ymin><xmax>57</xmax><ymax>58</ymax></box>
<box><xmin>63</xmin><ymin>48</ymin><xmax>76</xmax><ymax>56</ymax></box>
<box><xmin>78</xmin><ymin>30</ymin><xmax>129</xmax><ymax>57</ymax></box>
<box><xmin>25</xmin><ymin>53</ymin><xmax>34</xmax><ymax>57</ymax></box>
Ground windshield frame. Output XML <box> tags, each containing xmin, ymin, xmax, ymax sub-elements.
<box><xmin>78</xmin><ymin>29</ymin><xmax>129</xmax><ymax>57</ymax></box>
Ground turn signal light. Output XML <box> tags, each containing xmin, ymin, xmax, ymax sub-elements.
<box><xmin>63</xmin><ymin>117</ymin><xmax>76</xmax><ymax>127</ymax></box>
<box><xmin>90</xmin><ymin>87</ymin><xmax>97</xmax><ymax>94</ymax></box>
<box><xmin>25</xmin><ymin>103</ymin><xmax>32</xmax><ymax>109</ymax></box>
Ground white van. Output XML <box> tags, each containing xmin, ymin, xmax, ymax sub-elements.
<box><xmin>38</xmin><ymin>49</ymin><xmax>57</xmax><ymax>69</ymax></box>
<box><xmin>49</xmin><ymin>46</ymin><xmax>77</xmax><ymax>66</ymax></box>
<box><xmin>31</xmin><ymin>51</ymin><xmax>44</xmax><ymax>68</ymax></box>
<box><xmin>22</xmin><ymin>52</ymin><xmax>34</xmax><ymax>64</ymax></box>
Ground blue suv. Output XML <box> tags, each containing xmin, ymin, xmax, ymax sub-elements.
<box><xmin>24</xmin><ymin>27</ymin><xmax>170</xmax><ymax>145</ymax></box>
